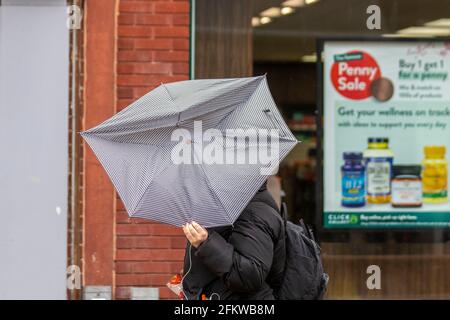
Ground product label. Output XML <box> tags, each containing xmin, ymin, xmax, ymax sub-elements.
<box><xmin>366</xmin><ymin>157</ymin><xmax>392</xmax><ymax>196</ymax></box>
<box><xmin>423</xmin><ymin>190</ymin><xmax>448</xmax><ymax>198</ymax></box>
<box><xmin>342</xmin><ymin>170</ymin><xmax>365</xmax><ymax>205</ymax></box>
<box><xmin>391</xmin><ymin>180</ymin><xmax>422</xmax><ymax>205</ymax></box>
<box><xmin>422</xmin><ymin>163</ymin><xmax>448</xmax><ymax>200</ymax></box>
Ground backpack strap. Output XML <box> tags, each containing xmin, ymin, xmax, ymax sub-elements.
<box><xmin>280</xmin><ymin>202</ymin><xmax>288</xmax><ymax>229</ymax></box>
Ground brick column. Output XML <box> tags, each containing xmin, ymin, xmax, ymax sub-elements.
<box><xmin>83</xmin><ymin>0</ymin><xmax>118</xmax><ymax>291</ymax></box>
<box><xmin>114</xmin><ymin>0</ymin><xmax>190</xmax><ymax>300</ymax></box>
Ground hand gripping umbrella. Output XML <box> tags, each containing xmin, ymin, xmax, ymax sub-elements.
<box><xmin>81</xmin><ymin>76</ymin><xmax>298</xmax><ymax>227</ymax></box>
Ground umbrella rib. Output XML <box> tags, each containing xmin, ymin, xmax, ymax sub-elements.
<box><xmin>191</xmin><ymin>77</ymin><xmax>264</xmax><ymax>115</ymax></box>
<box><xmin>129</xmin><ymin>146</ymin><xmax>174</xmax><ymax>214</ymax></box>
<box><xmin>191</xmin><ymin>145</ymin><xmax>233</xmax><ymax>225</ymax></box>
<box><xmin>198</xmin><ymin>164</ymin><xmax>234</xmax><ymax>225</ymax></box>
<box><xmin>161</xmin><ymin>83</ymin><xmax>183</xmax><ymax>126</ymax></box>
<box><xmin>133</xmin><ymin>178</ymin><xmax>187</xmax><ymax>224</ymax></box>
<box><xmin>164</xmin><ymin>77</ymin><xmax>266</xmax><ymax>127</ymax></box>
<box><xmin>82</xmin><ymin>130</ymin><xmax>181</xmax><ymax>147</ymax></box>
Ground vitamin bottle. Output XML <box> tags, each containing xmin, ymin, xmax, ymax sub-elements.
<box><xmin>422</xmin><ymin>146</ymin><xmax>448</xmax><ymax>203</ymax></box>
<box><xmin>391</xmin><ymin>165</ymin><xmax>422</xmax><ymax>208</ymax></box>
<box><xmin>341</xmin><ymin>152</ymin><xmax>365</xmax><ymax>207</ymax></box>
<box><xmin>363</xmin><ymin>138</ymin><xmax>394</xmax><ymax>204</ymax></box>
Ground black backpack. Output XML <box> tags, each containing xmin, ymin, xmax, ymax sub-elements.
<box><xmin>276</xmin><ymin>202</ymin><xmax>329</xmax><ymax>300</ymax></box>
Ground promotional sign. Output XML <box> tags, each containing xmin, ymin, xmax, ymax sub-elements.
<box><xmin>322</xmin><ymin>40</ymin><xmax>450</xmax><ymax>229</ymax></box>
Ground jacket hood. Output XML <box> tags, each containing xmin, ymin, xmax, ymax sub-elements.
<box><xmin>258</xmin><ymin>180</ymin><xmax>268</xmax><ymax>192</ymax></box>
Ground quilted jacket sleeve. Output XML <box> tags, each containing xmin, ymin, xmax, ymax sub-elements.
<box><xmin>194</xmin><ymin>203</ymin><xmax>278</xmax><ymax>292</ymax></box>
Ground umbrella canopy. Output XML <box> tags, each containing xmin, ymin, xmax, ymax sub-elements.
<box><xmin>81</xmin><ymin>75</ymin><xmax>298</xmax><ymax>227</ymax></box>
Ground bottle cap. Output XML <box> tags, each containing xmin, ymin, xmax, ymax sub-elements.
<box><xmin>343</xmin><ymin>152</ymin><xmax>363</xmax><ymax>160</ymax></box>
<box><xmin>424</xmin><ymin>145</ymin><xmax>446</xmax><ymax>159</ymax></box>
<box><xmin>393</xmin><ymin>165</ymin><xmax>421</xmax><ymax>177</ymax></box>
<box><xmin>368</xmin><ymin>137</ymin><xmax>389</xmax><ymax>143</ymax></box>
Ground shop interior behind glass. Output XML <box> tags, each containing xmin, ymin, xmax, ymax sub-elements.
<box><xmin>195</xmin><ymin>0</ymin><xmax>450</xmax><ymax>298</ymax></box>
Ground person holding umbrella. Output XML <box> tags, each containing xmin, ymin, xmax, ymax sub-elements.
<box><xmin>81</xmin><ymin>76</ymin><xmax>298</xmax><ymax>300</ymax></box>
<box><xmin>181</xmin><ymin>180</ymin><xmax>286</xmax><ymax>300</ymax></box>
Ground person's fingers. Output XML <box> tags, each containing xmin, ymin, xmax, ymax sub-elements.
<box><xmin>185</xmin><ymin>232</ymin><xmax>195</xmax><ymax>245</ymax></box>
<box><xmin>191</xmin><ymin>221</ymin><xmax>207</xmax><ymax>238</ymax></box>
<box><xmin>187</xmin><ymin>223</ymin><xmax>200</xmax><ymax>239</ymax></box>
<box><xmin>191</xmin><ymin>221</ymin><xmax>204</xmax><ymax>232</ymax></box>
<box><xmin>182</xmin><ymin>224</ymin><xmax>195</xmax><ymax>243</ymax></box>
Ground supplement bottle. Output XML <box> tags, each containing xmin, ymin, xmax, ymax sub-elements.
<box><xmin>363</xmin><ymin>138</ymin><xmax>394</xmax><ymax>204</ymax></box>
<box><xmin>341</xmin><ymin>152</ymin><xmax>365</xmax><ymax>207</ymax></box>
<box><xmin>391</xmin><ymin>165</ymin><xmax>422</xmax><ymax>208</ymax></box>
<box><xmin>422</xmin><ymin>146</ymin><xmax>448</xmax><ymax>203</ymax></box>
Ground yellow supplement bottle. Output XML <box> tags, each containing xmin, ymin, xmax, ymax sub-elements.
<box><xmin>422</xmin><ymin>146</ymin><xmax>448</xmax><ymax>203</ymax></box>
<box><xmin>363</xmin><ymin>138</ymin><xmax>394</xmax><ymax>204</ymax></box>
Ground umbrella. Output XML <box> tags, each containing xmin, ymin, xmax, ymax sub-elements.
<box><xmin>81</xmin><ymin>75</ymin><xmax>298</xmax><ymax>227</ymax></box>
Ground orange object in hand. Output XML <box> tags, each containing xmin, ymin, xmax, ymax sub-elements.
<box><xmin>167</xmin><ymin>273</ymin><xmax>184</xmax><ymax>299</ymax></box>
<box><xmin>170</xmin><ymin>273</ymin><xmax>182</xmax><ymax>285</ymax></box>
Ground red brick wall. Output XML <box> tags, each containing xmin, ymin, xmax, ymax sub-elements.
<box><xmin>114</xmin><ymin>0</ymin><xmax>190</xmax><ymax>300</ymax></box>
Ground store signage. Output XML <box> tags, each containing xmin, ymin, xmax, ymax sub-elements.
<box><xmin>321</xmin><ymin>40</ymin><xmax>450</xmax><ymax>229</ymax></box>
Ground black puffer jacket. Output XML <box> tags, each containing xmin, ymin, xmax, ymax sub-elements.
<box><xmin>182</xmin><ymin>183</ymin><xmax>286</xmax><ymax>300</ymax></box>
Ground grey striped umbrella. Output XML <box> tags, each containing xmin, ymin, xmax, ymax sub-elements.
<box><xmin>81</xmin><ymin>76</ymin><xmax>298</xmax><ymax>227</ymax></box>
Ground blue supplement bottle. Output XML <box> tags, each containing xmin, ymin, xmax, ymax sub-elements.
<box><xmin>341</xmin><ymin>152</ymin><xmax>366</xmax><ymax>207</ymax></box>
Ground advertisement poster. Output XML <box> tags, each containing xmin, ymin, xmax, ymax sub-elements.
<box><xmin>322</xmin><ymin>40</ymin><xmax>450</xmax><ymax>229</ymax></box>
